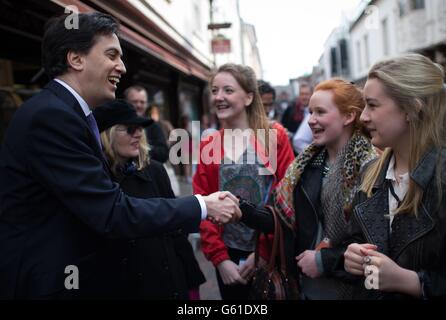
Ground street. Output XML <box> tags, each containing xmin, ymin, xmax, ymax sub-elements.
<box><xmin>179</xmin><ymin>179</ymin><xmax>221</xmax><ymax>300</ymax></box>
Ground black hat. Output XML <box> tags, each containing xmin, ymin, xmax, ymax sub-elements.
<box><xmin>93</xmin><ymin>99</ymin><xmax>153</xmax><ymax>132</ymax></box>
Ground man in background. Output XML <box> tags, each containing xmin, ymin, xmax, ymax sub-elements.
<box><xmin>258</xmin><ymin>80</ymin><xmax>279</xmax><ymax>121</ymax></box>
<box><xmin>281</xmin><ymin>82</ymin><xmax>312</xmax><ymax>140</ymax></box>
<box><xmin>124</xmin><ymin>85</ymin><xmax>169</xmax><ymax>163</ymax></box>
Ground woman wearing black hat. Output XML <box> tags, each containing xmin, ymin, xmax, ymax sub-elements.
<box><xmin>92</xmin><ymin>99</ymin><xmax>205</xmax><ymax>299</ymax></box>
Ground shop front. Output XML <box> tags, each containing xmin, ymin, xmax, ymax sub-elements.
<box><xmin>0</xmin><ymin>0</ymin><xmax>211</xmax><ymax>145</ymax></box>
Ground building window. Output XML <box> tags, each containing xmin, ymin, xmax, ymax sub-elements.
<box><xmin>399</xmin><ymin>0</ymin><xmax>425</xmax><ymax>16</ymax></box>
<box><xmin>356</xmin><ymin>41</ymin><xmax>362</xmax><ymax>73</ymax></box>
<box><xmin>339</xmin><ymin>38</ymin><xmax>349</xmax><ymax>75</ymax></box>
<box><xmin>399</xmin><ymin>0</ymin><xmax>407</xmax><ymax>16</ymax></box>
<box><xmin>411</xmin><ymin>0</ymin><xmax>425</xmax><ymax>10</ymax></box>
<box><xmin>330</xmin><ymin>47</ymin><xmax>338</xmax><ymax>76</ymax></box>
<box><xmin>364</xmin><ymin>34</ymin><xmax>370</xmax><ymax>69</ymax></box>
<box><xmin>382</xmin><ymin>18</ymin><xmax>389</xmax><ymax>56</ymax></box>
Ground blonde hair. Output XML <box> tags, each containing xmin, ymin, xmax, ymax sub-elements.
<box><xmin>361</xmin><ymin>53</ymin><xmax>446</xmax><ymax>216</ymax></box>
<box><xmin>210</xmin><ymin>63</ymin><xmax>271</xmax><ymax>152</ymax></box>
<box><xmin>100</xmin><ymin>125</ymin><xmax>150</xmax><ymax>174</ymax></box>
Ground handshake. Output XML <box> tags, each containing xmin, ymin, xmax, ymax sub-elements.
<box><xmin>202</xmin><ymin>191</ymin><xmax>242</xmax><ymax>225</ymax></box>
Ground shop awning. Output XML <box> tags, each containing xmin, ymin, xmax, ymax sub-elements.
<box><xmin>50</xmin><ymin>0</ymin><xmax>210</xmax><ymax>81</ymax></box>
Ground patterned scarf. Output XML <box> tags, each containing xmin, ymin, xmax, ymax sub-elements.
<box><xmin>274</xmin><ymin>131</ymin><xmax>377</xmax><ymax>230</ymax></box>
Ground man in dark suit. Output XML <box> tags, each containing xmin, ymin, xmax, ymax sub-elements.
<box><xmin>0</xmin><ymin>12</ymin><xmax>239</xmax><ymax>299</ymax></box>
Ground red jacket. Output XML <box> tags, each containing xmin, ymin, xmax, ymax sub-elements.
<box><xmin>192</xmin><ymin>122</ymin><xmax>295</xmax><ymax>266</ymax></box>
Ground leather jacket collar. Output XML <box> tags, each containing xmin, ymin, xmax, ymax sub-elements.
<box><xmin>354</xmin><ymin>149</ymin><xmax>440</xmax><ymax>259</ymax></box>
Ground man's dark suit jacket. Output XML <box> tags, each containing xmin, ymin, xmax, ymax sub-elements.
<box><xmin>0</xmin><ymin>80</ymin><xmax>201</xmax><ymax>299</ymax></box>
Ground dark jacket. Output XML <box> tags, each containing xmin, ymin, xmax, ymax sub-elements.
<box><xmin>281</xmin><ymin>101</ymin><xmax>304</xmax><ymax>135</ymax></box>
<box><xmin>96</xmin><ymin>160</ymin><xmax>205</xmax><ymax>299</ymax></box>
<box><xmin>349</xmin><ymin>149</ymin><xmax>446</xmax><ymax>299</ymax></box>
<box><xmin>241</xmin><ymin>151</ymin><xmax>349</xmax><ymax>284</ymax></box>
<box><xmin>0</xmin><ymin>80</ymin><xmax>201</xmax><ymax>299</ymax></box>
<box><xmin>145</xmin><ymin>122</ymin><xmax>169</xmax><ymax>163</ymax></box>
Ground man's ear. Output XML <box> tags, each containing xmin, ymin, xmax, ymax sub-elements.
<box><xmin>66</xmin><ymin>51</ymin><xmax>84</xmax><ymax>72</ymax></box>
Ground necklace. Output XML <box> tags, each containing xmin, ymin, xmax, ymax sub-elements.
<box><xmin>323</xmin><ymin>163</ymin><xmax>330</xmax><ymax>177</ymax></box>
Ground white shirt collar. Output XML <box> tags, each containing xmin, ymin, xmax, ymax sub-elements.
<box><xmin>386</xmin><ymin>155</ymin><xmax>409</xmax><ymax>183</ymax></box>
<box><xmin>54</xmin><ymin>78</ymin><xmax>91</xmax><ymax>117</ymax></box>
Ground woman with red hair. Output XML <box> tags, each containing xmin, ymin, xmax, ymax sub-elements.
<box><xmin>238</xmin><ymin>78</ymin><xmax>377</xmax><ymax>299</ymax></box>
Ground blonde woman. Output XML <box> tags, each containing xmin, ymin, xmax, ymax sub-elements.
<box><xmin>92</xmin><ymin>99</ymin><xmax>205</xmax><ymax>299</ymax></box>
<box><xmin>344</xmin><ymin>53</ymin><xmax>446</xmax><ymax>299</ymax></box>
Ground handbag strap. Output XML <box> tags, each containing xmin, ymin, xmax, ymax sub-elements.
<box><xmin>254</xmin><ymin>205</ymin><xmax>287</xmax><ymax>274</ymax></box>
<box><xmin>270</xmin><ymin>205</ymin><xmax>287</xmax><ymax>274</ymax></box>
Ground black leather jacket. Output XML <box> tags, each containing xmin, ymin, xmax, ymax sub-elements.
<box><xmin>349</xmin><ymin>149</ymin><xmax>446</xmax><ymax>299</ymax></box>
<box><xmin>240</xmin><ymin>151</ymin><xmax>350</xmax><ymax>283</ymax></box>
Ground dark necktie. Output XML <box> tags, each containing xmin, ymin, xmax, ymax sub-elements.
<box><xmin>86</xmin><ymin>112</ymin><xmax>102</xmax><ymax>150</ymax></box>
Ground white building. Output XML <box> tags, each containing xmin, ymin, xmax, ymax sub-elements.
<box><xmin>128</xmin><ymin>0</ymin><xmax>214</xmax><ymax>68</ymax></box>
<box><xmin>319</xmin><ymin>19</ymin><xmax>353</xmax><ymax>82</ymax></box>
<box><xmin>241</xmin><ymin>23</ymin><xmax>263</xmax><ymax>79</ymax></box>
<box><xmin>349</xmin><ymin>0</ymin><xmax>400</xmax><ymax>82</ymax></box>
<box><xmin>312</xmin><ymin>0</ymin><xmax>446</xmax><ymax>84</ymax></box>
<box><xmin>211</xmin><ymin>0</ymin><xmax>243</xmax><ymax>66</ymax></box>
<box><xmin>349</xmin><ymin>0</ymin><xmax>446</xmax><ymax>82</ymax></box>
<box><xmin>211</xmin><ymin>0</ymin><xmax>263</xmax><ymax>76</ymax></box>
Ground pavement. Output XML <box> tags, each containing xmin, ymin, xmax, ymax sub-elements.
<box><xmin>179</xmin><ymin>177</ymin><xmax>222</xmax><ymax>300</ymax></box>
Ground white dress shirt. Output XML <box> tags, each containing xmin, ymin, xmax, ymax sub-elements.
<box><xmin>386</xmin><ymin>155</ymin><xmax>409</xmax><ymax>231</ymax></box>
<box><xmin>55</xmin><ymin>78</ymin><xmax>91</xmax><ymax>117</ymax></box>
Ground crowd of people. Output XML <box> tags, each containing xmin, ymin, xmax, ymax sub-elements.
<box><xmin>0</xmin><ymin>11</ymin><xmax>445</xmax><ymax>300</ymax></box>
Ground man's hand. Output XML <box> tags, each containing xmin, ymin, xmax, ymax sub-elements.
<box><xmin>203</xmin><ymin>191</ymin><xmax>241</xmax><ymax>224</ymax></box>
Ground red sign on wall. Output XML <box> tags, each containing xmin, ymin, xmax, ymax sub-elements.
<box><xmin>211</xmin><ymin>38</ymin><xmax>231</xmax><ymax>54</ymax></box>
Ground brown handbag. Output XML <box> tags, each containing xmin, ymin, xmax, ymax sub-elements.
<box><xmin>249</xmin><ymin>205</ymin><xmax>299</xmax><ymax>300</ymax></box>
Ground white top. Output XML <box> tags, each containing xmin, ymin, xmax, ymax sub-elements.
<box><xmin>386</xmin><ymin>155</ymin><xmax>410</xmax><ymax>231</ymax></box>
<box><xmin>293</xmin><ymin>112</ymin><xmax>313</xmax><ymax>154</ymax></box>
<box><xmin>54</xmin><ymin>79</ymin><xmax>207</xmax><ymax>219</ymax></box>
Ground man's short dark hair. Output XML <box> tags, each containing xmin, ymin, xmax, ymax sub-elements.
<box><xmin>42</xmin><ymin>12</ymin><xmax>119</xmax><ymax>79</ymax></box>
<box><xmin>258</xmin><ymin>80</ymin><xmax>276</xmax><ymax>100</ymax></box>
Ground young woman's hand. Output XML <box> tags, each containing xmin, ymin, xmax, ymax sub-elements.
<box><xmin>239</xmin><ymin>252</ymin><xmax>256</xmax><ymax>281</ymax></box>
<box><xmin>296</xmin><ymin>250</ymin><xmax>321</xmax><ymax>278</ymax></box>
<box><xmin>344</xmin><ymin>243</ymin><xmax>377</xmax><ymax>275</ymax></box>
<box><xmin>360</xmin><ymin>248</ymin><xmax>421</xmax><ymax>297</ymax></box>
